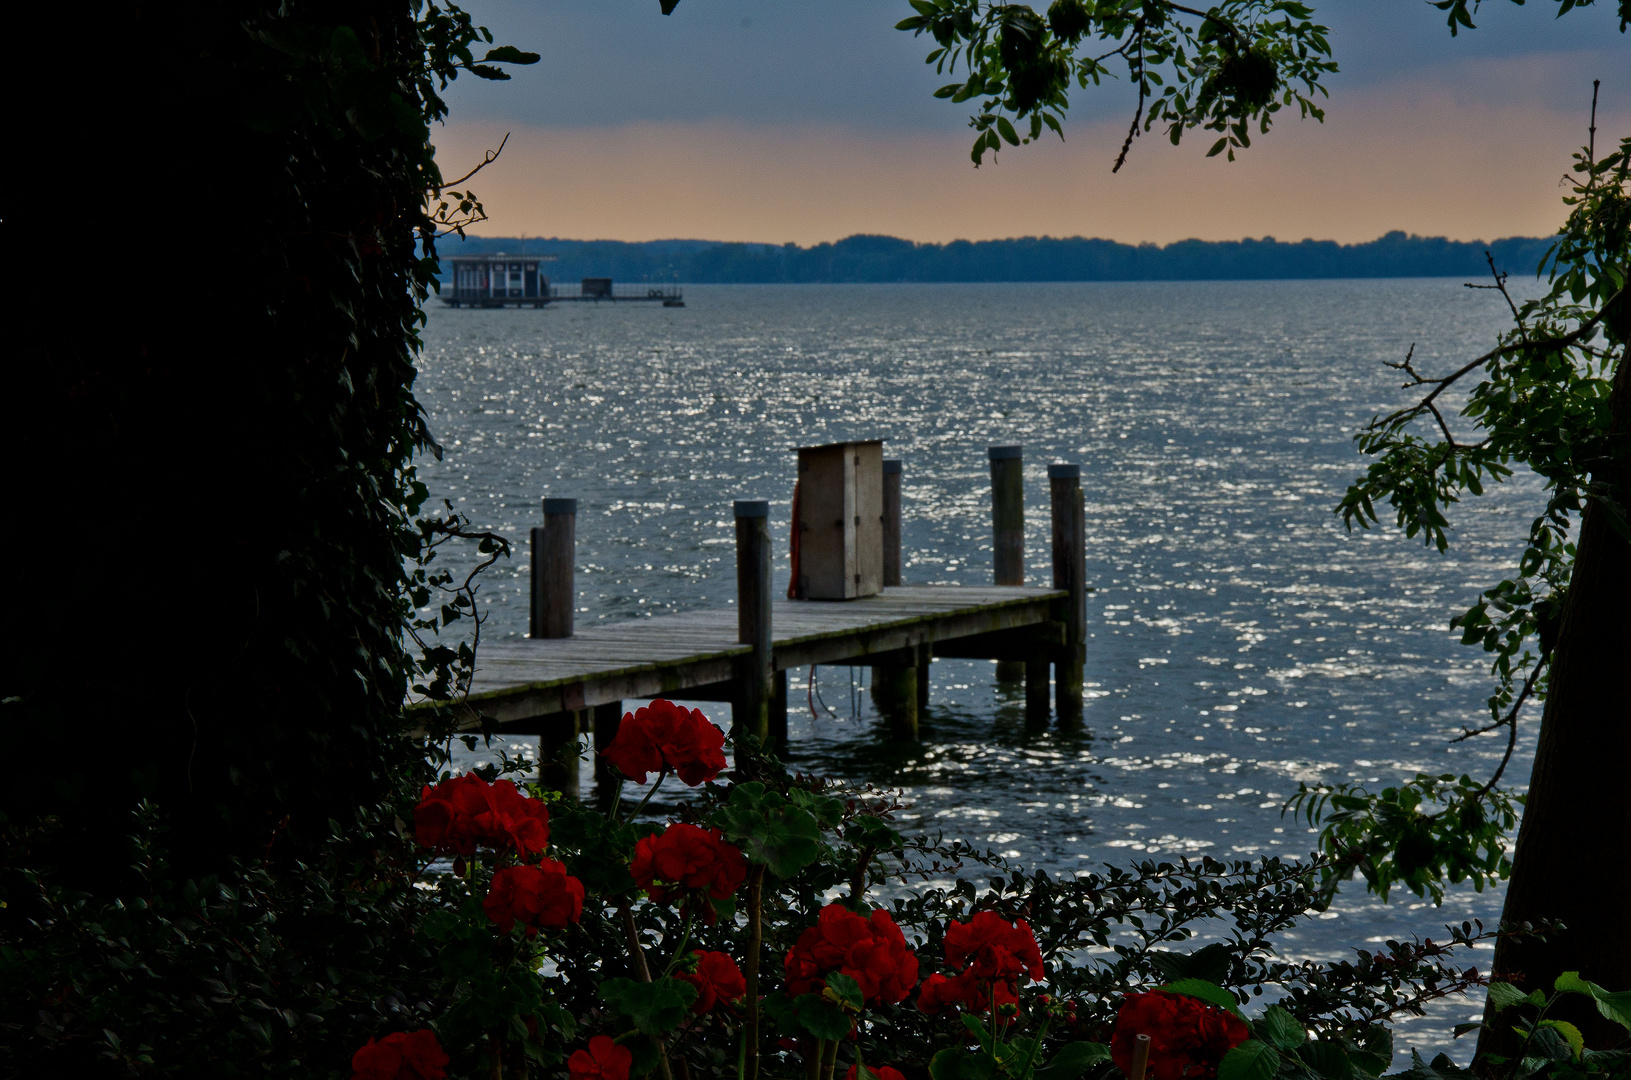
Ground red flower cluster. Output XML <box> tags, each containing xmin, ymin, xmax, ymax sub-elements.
<box><xmin>784</xmin><ymin>904</ymin><xmax>919</xmax><ymax>1007</ymax></box>
<box><xmin>351</xmin><ymin>1029</ymin><xmax>449</xmax><ymax>1080</ymax></box>
<box><xmin>483</xmin><ymin>860</ymin><xmax>585</xmax><ymax>936</ymax></box>
<box><xmin>414</xmin><ymin>773</ymin><xmax>550</xmax><ymax>858</ymax></box>
<box><xmin>917</xmin><ymin>970</ymin><xmax>1019</xmax><ymax>1016</ymax></box>
<box><xmin>600</xmin><ymin>700</ymin><xmax>727</xmax><ymax>786</ymax></box>
<box><xmin>677</xmin><ymin>950</ymin><xmax>747</xmax><ymax>1013</ymax></box>
<box><xmin>630</xmin><ymin>823</ymin><xmax>747</xmax><ymax>920</ymax></box>
<box><xmin>845</xmin><ymin>1068</ymin><xmax>907</xmax><ymax>1080</ymax></box>
<box><xmin>1110</xmin><ymin>990</ymin><xmax>1250</xmax><ymax>1080</ymax></box>
<box><xmin>568</xmin><ymin>1035</ymin><xmax>633</xmax><ymax>1080</ymax></box>
<box><xmin>917</xmin><ymin>912</ymin><xmax>1043</xmax><ymax>1017</ymax></box>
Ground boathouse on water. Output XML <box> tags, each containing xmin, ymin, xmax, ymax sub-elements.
<box><xmin>445</xmin><ymin>254</ymin><xmax>548</xmax><ymax>306</ymax></box>
<box><xmin>440</xmin><ymin>255</ymin><xmax>684</xmax><ymax>308</ymax></box>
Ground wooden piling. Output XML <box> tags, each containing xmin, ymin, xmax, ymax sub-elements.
<box><xmin>1050</xmin><ymin>464</ymin><xmax>1087</xmax><ymax>723</ymax></box>
<box><xmin>769</xmin><ymin>668</ymin><xmax>788</xmax><ymax>750</ymax></box>
<box><xmin>1025</xmin><ymin>659</ymin><xmax>1050</xmax><ymax>727</ymax></box>
<box><xmin>882</xmin><ymin>459</ymin><xmax>902</xmax><ymax>587</ymax></box>
<box><xmin>870</xmin><ymin>650</ymin><xmax>919</xmax><ymax>739</ymax></box>
<box><xmin>990</xmin><ymin>446</ymin><xmax>1024</xmax><ymax>682</ymax></box>
<box><xmin>915</xmin><ymin>641</ymin><xmax>931</xmax><ymax>711</ymax></box>
<box><xmin>733</xmin><ymin>500</ymin><xmax>773</xmax><ymax>741</ymax></box>
<box><xmin>531</xmin><ymin>497</ymin><xmax>577</xmax><ymax>639</ymax></box>
<box><xmin>592</xmin><ymin>701</ymin><xmax>622</xmax><ymax>805</ymax></box>
<box><xmin>539</xmin><ymin>709</ymin><xmax>582</xmax><ymax>801</ymax></box>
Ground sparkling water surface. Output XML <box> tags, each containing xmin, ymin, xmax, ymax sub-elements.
<box><xmin>417</xmin><ymin>280</ymin><xmax>1544</xmax><ymax>1061</ymax></box>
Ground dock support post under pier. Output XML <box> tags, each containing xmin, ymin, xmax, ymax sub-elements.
<box><xmin>1050</xmin><ymin>464</ymin><xmax>1087</xmax><ymax>724</ymax></box>
<box><xmin>531</xmin><ymin>498</ymin><xmax>577</xmax><ymax>639</ymax></box>
<box><xmin>990</xmin><ymin>446</ymin><xmax>1025</xmax><ymax>683</ymax></box>
<box><xmin>769</xmin><ymin>669</ymin><xmax>788</xmax><ymax>751</ymax></box>
<box><xmin>592</xmin><ymin>701</ymin><xmax>622</xmax><ymax>806</ymax></box>
<box><xmin>882</xmin><ymin>459</ymin><xmax>902</xmax><ymax>588</ymax></box>
<box><xmin>870</xmin><ymin>650</ymin><xmax>919</xmax><ymax>739</ymax></box>
<box><xmin>916</xmin><ymin>641</ymin><xmax>931</xmax><ymax>711</ymax></box>
<box><xmin>538</xmin><ymin>709</ymin><xmax>582</xmax><ymax>801</ymax></box>
<box><xmin>733</xmin><ymin>500</ymin><xmax>773</xmax><ymax>742</ymax></box>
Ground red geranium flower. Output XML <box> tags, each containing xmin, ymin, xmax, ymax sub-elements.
<box><xmin>414</xmin><ymin>772</ymin><xmax>550</xmax><ymax>858</ymax></box>
<box><xmin>915</xmin><ymin>969</ymin><xmax>1020</xmax><ymax>1016</ymax></box>
<box><xmin>784</xmin><ymin>904</ymin><xmax>919</xmax><ymax>1007</ymax></box>
<box><xmin>568</xmin><ymin>1035</ymin><xmax>633</xmax><ymax>1080</ymax></box>
<box><xmin>943</xmin><ymin>911</ymin><xmax>1045</xmax><ymax>984</ymax></box>
<box><xmin>600</xmin><ymin>700</ymin><xmax>727</xmax><ymax>786</ymax></box>
<box><xmin>1110</xmin><ymin>990</ymin><xmax>1250</xmax><ymax>1080</ymax></box>
<box><xmin>677</xmin><ymin>950</ymin><xmax>747</xmax><ymax>1013</ymax></box>
<box><xmin>351</xmin><ymin>1029</ymin><xmax>449</xmax><ymax>1080</ymax></box>
<box><xmin>845</xmin><ymin>1067</ymin><xmax>906</xmax><ymax>1080</ymax></box>
<box><xmin>484</xmin><ymin>860</ymin><xmax>585</xmax><ymax>935</ymax></box>
<box><xmin>629</xmin><ymin>823</ymin><xmax>747</xmax><ymax>921</ymax></box>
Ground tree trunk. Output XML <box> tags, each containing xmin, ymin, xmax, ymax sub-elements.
<box><xmin>1478</xmin><ymin>352</ymin><xmax>1631</xmax><ymax>1056</ymax></box>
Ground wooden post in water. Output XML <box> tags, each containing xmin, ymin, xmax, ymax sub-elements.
<box><xmin>592</xmin><ymin>701</ymin><xmax>623</xmax><ymax>807</ymax></box>
<box><xmin>733</xmin><ymin>500</ymin><xmax>773</xmax><ymax>741</ymax></box>
<box><xmin>533</xmin><ymin>497</ymin><xmax>580</xmax><ymax>797</ymax></box>
<box><xmin>870</xmin><ymin>650</ymin><xmax>919</xmax><ymax>739</ymax></box>
<box><xmin>539</xmin><ymin>709</ymin><xmax>581</xmax><ymax>801</ymax></box>
<box><xmin>769</xmin><ymin>669</ymin><xmax>788</xmax><ymax>750</ymax></box>
<box><xmin>531</xmin><ymin>497</ymin><xmax>576</xmax><ymax>639</ymax></box>
<box><xmin>990</xmin><ymin>446</ymin><xmax>1025</xmax><ymax>683</ymax></box>
<box><xmin>1050</xmin><ymin>464</ymin><xmax>1087</xmax><ymax>724</ymax></box>
<box><xmin>882</xmin><ymin>459</ymin><xmax>902</xmax><ymax>587</ymax></box>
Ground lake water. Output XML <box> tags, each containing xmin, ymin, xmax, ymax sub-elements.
<box><xmin>416</xmin><ymin>280</ymin><xmax>1544</xmax><ymax>1060</ymax></box>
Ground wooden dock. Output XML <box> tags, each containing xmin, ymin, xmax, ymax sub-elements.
<box><xmin>447</xmin><ymin>452</ymin><xmax>1089</xmax><ymax>795</ymax></box>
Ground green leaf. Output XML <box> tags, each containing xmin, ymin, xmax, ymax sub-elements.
<box><xmin>598</xmin><ymin>977</ymin><xmax>698</xmax><ymax>1036</ymax></box>
<box><xmin>791</xmin><ymin>993</ymin><xmax>852</xmax><ymax>1040</ymax></box>
<box><xmin>1591</xmin><ymin>990</ymin><xmax>1631</xmax><ymax>1032</ymax></box>
<box><xmin>1296</xmin><ymin>1040</ymin><xmax>1355</xmax><ymax>1080</ymax></box>
<box><xmin>930</xmin><ymin>1049</ymin><xmax>999</xmax><ymax>1080</ymax></box>
<box><xmin>997</xmin><ymin>116</ymin><xmax>1020</xmax><ymax>145</ymax></box>
<box><xmin>482</xmin><ymin>45</ymin><xmax>540</xmax><ymax>65</ymax></box>
<box><xmin>1159</xmin><ymin>979</ymin><xmax>1243</xmax><ymax>1018</ymax></box>
<box><xmin>1537</xmin><ymin>1020</ymin><xmax>1585</xmax><ymax>1060</ymax></box>
<box><xmin>1486</xmin><ymin>982</ymin><xmax>1529</xmax><ymax>1011</ymax></box>
<box><xmin>1033</xmin><ymin>1042</ymin><xmax>1111</xmax><ymax>1080</ymax></box>
<box><xmin>1257</xmin><ymin>1005</ymin><xmax>1307</xmax><ymax>1050</ymax></box>
<box><xmin>826</xmin><ymin>972</ymin><xmax>864</xmax><ymax>1011</ymax></box>
<box><xmin>1219</xmin><ymin>1041</ymin><xmax>1281</xmax><ymax>1080</ymax></box>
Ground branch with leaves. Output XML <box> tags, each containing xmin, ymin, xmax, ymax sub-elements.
<box><xmin>1291</xmin><ymin>94</ymin><xmax>1629</xmax><ymax>907</ymax></box>
<box><xmin>896</xmin><ymin>0</ymin><xmax>1336</xmax><ymax>170</ymax></box>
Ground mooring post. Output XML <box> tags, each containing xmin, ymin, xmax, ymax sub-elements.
<box><xmin>769</xmin><ymin>669</ymin><xmax>788</xmax><ymax>750</ymax></box>
<box><xmin>733</xmin><ymin>500</ymin><xmax>773</xmax><ymax>742</ymax></box>
<box><xmin>915</xmin><ymin>641</ymin><xmax>931</xmax><ymax>711</ymax></box>
<box><xmin>592</xmin><ymin>701</ymin><xmax>623</xmax><ymax>806</ymax></box>
<box><xmin>882</xmin><ymin>459</ymin><xmax>902</xmax><ymax>587</ymax></box>
<box><xmin>870</xmin><ymin>650</ymin><xmax>919</xmax><ymax>740</ymax></box>
<box><xmin>990</xmin><ymin>445</ymin><xmax>1025</xmax><ymax>683</ymax></box>
<box><xmin>538</xmin><ymin>709</ymin><xmax>582</xmax><ymax>802</ymax></box>
<box><xmin>531</xmin><ymin>497</ymin><xmax>577</xmax><ymax>639</ymax></box>
<box><xmin>1050</xmin><ymin>464</ymin><xmax>1087</xmax><ymax>723</ymax></box>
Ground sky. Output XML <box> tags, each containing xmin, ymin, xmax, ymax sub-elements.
<box><xmin>434</xmin><ymin>0</ymin><xmax>1630</xmax><ymax>245</ymax></box>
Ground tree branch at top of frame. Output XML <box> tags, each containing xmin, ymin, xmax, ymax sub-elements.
<box><xmin>897</xmin><ymin>0</ymin><xmax>1338</xmax><ymax>170</ymax></box>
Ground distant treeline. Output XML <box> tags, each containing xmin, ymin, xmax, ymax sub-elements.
<box><xmin>437</xmin><ymin>231</ymin><xmax>1555</xmax><ymax>285</ymax></box>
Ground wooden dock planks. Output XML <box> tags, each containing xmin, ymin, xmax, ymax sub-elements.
<box><xmin>463</xmin><ymin>585</ymin><xmax>1064</xmax><ymax>725</ymax></box>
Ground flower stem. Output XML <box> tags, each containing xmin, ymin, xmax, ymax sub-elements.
<box><xmin>745</xmin><ymin>864</ymin><xmax>766</xmax><ymax>1080</ymax></box>
<box><xmin>618</xmin><ymin>898</ymin><xmax>674</xmax><ymax>1080</ymax></box>
<box><xmin>819</xmin><ymin>1037</ymin><xmax>839</xmax><ymax>1080</ymax></box>
<box><xmin>626</xmin><ymin>768</ymin><xmax>668</xmax><ymax>822</ymax></box>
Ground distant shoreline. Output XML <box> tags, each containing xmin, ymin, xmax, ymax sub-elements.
<box><xmin>437</xmin><ymin>231</ymin><xmax>1553</xmax><ymax>285</ymax></box>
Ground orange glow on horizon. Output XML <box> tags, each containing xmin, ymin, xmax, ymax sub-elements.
<box><xmin>434</xmin><ymin>72</ymin><xmax>1621</xmax><ymax>248</ymax></box>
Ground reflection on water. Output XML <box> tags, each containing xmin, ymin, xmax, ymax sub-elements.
<box><xmin>417</xmin><ymin>280</ymin><xmax>1541</xmax><ymax>1060</ymax></box>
